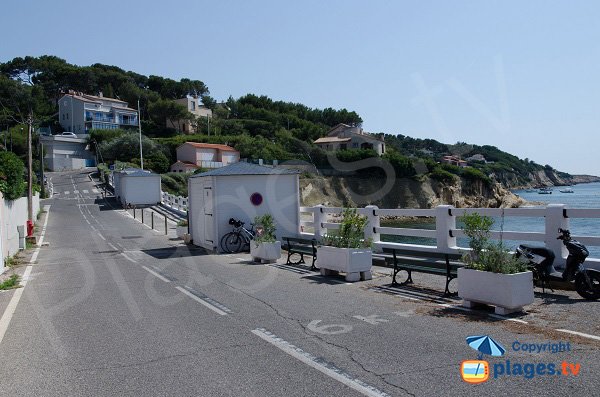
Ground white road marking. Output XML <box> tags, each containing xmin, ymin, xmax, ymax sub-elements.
<box><xmin>393</xmin><ymin>310</ymin><xmax>414</xmax><ymax>318</ymax></box>
<box><xmin>64</xmin><ymin>191</ymin><xmax>69</xmax><ymax>195</ymax></box>
<box><xmin>556</xmin><ymin>329</ymin><xmax>600</xmax><ymax>341</ymax></box>
<box><xmin>252</xmin><ymin>328</ymin><xmax>391</xmax><ymax>397</ymax></box>
<box><xmin>108</xmin><ymin>243</ymin><xmax>119</xmax><ymax>251</ymax></box>
<box><xmin>98</xmin><ymin>233</ymin><xmax>106</xmax><ymax>241</ymax></box>
<box><xmin>352</xmin><ymin>315</ymin><xmax>389</xmax><ymax>325</ymax></box>
<box><xmin>142</xmin><ymin>266</ymin><xmax>171</xmax><ymax>282</ymax></box>
<box><xmin>92</xmin><ymin>189</ymin><xmax>99</xmax><ymax>193</ymax></box>
<box><xmin>73</xmin><ymin>190</ymin><xmax>79</xmax><ymax>194</ymax></box>
<box><xmin>121</xmin><ymin>253</ymin><xmax>137</xmax><ymax>263</ymax></box>
<box><xmin>0</xmin><ymin>205</ymin><xmax>51</xmax><ymax>345</ymax></box>
<box><xmin>176</xmin><ymin>286</ymin><xmax>230</xmax><ymax>316</ymax></box>
<box><xmin>82</xmin><ymin>190</ymin><xmax>89</xmax><ymax>193</ymax></box>
<box><xmin>307</xmin><ymin>320</ymin><xmax>353</xmax><ymax>335</ymax></box>
<box><xmin>85</xmin><ymin>219</ymin><xmax>90</xmax><ymax>224</ymax></box>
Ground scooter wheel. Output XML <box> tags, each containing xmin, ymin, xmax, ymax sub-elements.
<box><xmin>575</xmin><ymin>271</ymin><xmax>600</xmax><ymax>300</ymax></box>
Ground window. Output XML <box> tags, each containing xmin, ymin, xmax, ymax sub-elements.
<box><xmin>190</xmin><ymin>101</ymin><xmax>196</xmax><ymax>111</ymax></box>
<box><xmin>66</xmin><ymin>113</ymin><xmax>69</xmax><ymax>120</ymax></box>
<box><xmin>340</xmin><ymin>144</ymin><xmax>347</xmax><ymax>150</ymax></box>
<box><xmin>352</xmin><ymin>143</ymin><xmax>358</xmax><ymax>148</ymax></box>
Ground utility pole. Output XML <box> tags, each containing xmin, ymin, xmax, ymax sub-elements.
<box><xmin>207</xmin><ymin>114</ymin><xmax>210</xmax><ymax>136</ymax></box>
<box><xmin>27</xmin><ymin>111</ymin><xmax>33</xmax><ymax>232</ymax></box>
<box><xmin>40</xmin><ymin>142</ymin><xmax>45</xmax><ymax>198</ymax></box>
<box><xmin>138</xmin><ymin>99</ymin><xmax>144</xmax><ymax>170</ymax></box>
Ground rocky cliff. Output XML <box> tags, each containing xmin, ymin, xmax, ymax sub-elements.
<box><xmin>300</xmin><ymin>175</ymin><xmax>525</xmax><ymax>209</ymax></box>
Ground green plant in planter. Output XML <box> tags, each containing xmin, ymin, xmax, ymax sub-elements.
<box><xmin>254</xmin><ymin>214</ymin><xmax>276</xmax><ymax>243</ymax></box>
<box><xmin>459</xmin><ymin>212</ymin><xmax>527</xmax><ymax>274</ymax></box>
<box><xmin>177</xmin><ymin>219</ymin><xmax>188</xmax><ymax>227</ymax></box>
<box><xmin>323</xmin><ymin>208</ymin><xmax>371</xmax><ymax>249</ymax></box>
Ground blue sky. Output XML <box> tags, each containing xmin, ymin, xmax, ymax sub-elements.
<box><xmin>2</xmin><ymin>0</ymin><xmax>599</xmax><ymax>175</ymax></box>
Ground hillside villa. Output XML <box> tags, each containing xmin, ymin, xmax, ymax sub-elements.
<box><xmin>167</xmin><ymin>96</ymin><xmax>212</xmax><ymax>134</ymax></box>
<box><xmin>313</xmin><ymin>123</ymin><xmax>385</xmax><ymax>155</ymax></box>
<box><xmin>170</xmin><ymin>142</ymin><xmax>240</xmax><ymax>172</ymax></box>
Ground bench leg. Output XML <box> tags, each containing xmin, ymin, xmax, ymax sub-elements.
<box><xmin>444</xmin><ymin>276</ymin><xmax>457</xmax><ymax>296</ymax></box>
<box><xmin>310</xmin><ymin>254</ymin><xmax>317</xmax><ymax>271</ymax></box>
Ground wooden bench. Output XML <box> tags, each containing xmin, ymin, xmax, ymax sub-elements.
<box><xmin>283</xmin><ymin>237</ymin><xmax>318</xmax><ymax>270</ymax></box>
<box><xmin>374</xmin><ymin>248</ymin><xmax>464</xmax><ymax>295</ymax></box>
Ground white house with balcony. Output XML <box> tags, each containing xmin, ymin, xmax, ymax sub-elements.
<box><xmin>167</xmin><ymin>96</ymin><xmax>213</xmax><ymax>134</ymax></box>
<box><xmin>58</xmin><ymin>92</ymin><xmax>139</xmax><ymax>135</ymax></box>
<box><xmin>170</xmin><ymin>142</ymin><xmax>240</xmax><ymax>172</ymax></box>
<box><xmin>313</xmin><ymin>123</ymin><xmax>385</xmax><ymax>155</ymax></box>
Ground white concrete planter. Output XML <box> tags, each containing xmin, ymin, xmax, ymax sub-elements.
<box><xmin>316</xmin><ymin>246</ymin><xmax>373</xmax><ymax>282</ymax></box>
<box><xmin>176</xmin><ymin>226</ymin><xmax>188</xmax><ymax>239</ymax></box>
<box><xmin>250</xmin><ymin>241</ymin><xmax>281</xmax><ymax>263</ymax></box>
<box><xmin>458</xmin><ymin>267</ymin><xmax>534</xmax><ymax>315</ymax></box>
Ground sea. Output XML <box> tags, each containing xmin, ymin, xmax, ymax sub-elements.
<box><xmin>382</xmin><ymin>182</ymin><xmax>600</xmax><ymax>259</ymax></box>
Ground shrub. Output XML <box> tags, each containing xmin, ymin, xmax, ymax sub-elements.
<box><xmin>253</xmin><ymin>214</ymin><xmax>276</xmax><ymax>243</ymax></box>
<box><xmin>323</xmin><ymin>208</ymin><xmax>371</xmax><ymax>249</ymax></box>
<box><xmin>429</xmin><ymin>167</ymin><xmax>458</xmax><ymax>183</ymax></box>
<box><xmin>0</xmin><ymin>151</ymin><xmax>25</xmax><ymax>200</ymax></box>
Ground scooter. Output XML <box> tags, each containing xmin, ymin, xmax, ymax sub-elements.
<box><xmin>516</xmin><ymin>228</ymin><xmax>600</xmax><ymax>300</ymax></box>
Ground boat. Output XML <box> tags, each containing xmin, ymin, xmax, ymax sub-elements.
<box><xmin>559</xmin><ymin>187</ymin><xmax>574</xmax><ymax>193</ymax></box>
<box><xmin>524</xmin><ymin>189</ymin><xmax>536</xmax><ymax>193</ymax></box>
<box><xmin>538</xmin><ymin>187</ymin><xmax>553</xmax><ymax>194</ymax></box>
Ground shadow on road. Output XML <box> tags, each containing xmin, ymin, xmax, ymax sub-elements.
<box><xmin>142</xmin><ymin>246</ymin><xmax>208</xmax><ymax>259</ymax></box>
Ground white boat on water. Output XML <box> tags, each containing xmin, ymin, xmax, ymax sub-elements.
<box><xmin>560</xmin><ymin>187</ymin><xmax>574</xmax><ymax>193</ymax></box>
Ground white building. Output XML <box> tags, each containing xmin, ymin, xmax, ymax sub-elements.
<box><xmin>113</xmin><ymin>168</ymin><xmax>161</xmax><ymax>207</ymax></box>
<box><xmin>170</xmin><ymin>142</ymin><xmax>240</xmax><ymax>172</ymax></box>
<box><xmin>40</xmin><ymin>134</ymin><xmax>96</xmax><ymax>171</ymax></box>
<box><xmin>187</xmin><ymin>162</ymin><xmax>300</xmax><ymax>252</ymax></box>
<box><xmin>58</xmin><ymin>92</ymin><xmax>139</xmax><ymax>134</ymax></box>
<box><xmin>314</xmin><ymin>123</ymin><xmax>385</xmax><ymax>155</ymax></box>
<box><xmin>167</xmin><ymin>96</ymin><xmax>213</xmax><ymax>134</ymax></box>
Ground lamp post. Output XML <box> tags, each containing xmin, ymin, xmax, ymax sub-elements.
<box><xmin>138</xmin><ymin>99</ymin><xmax>143</xmax><ymax>169</ymax></box>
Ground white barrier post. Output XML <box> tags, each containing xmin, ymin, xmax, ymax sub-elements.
<box><xmin>545</xmin><ymin>204</ymin><xmax>569</xmax><ymax>267</ymax></box>
<box><xmin>364</xmin><ymin>205</ymin><xmax>380</xmax><ymax>251</ymax></box>
<box><xmin>313</xmin><ymin>204</ymin><xmax>326</xmax><ymax>242</ymax></box>
<box><xmin>436</xmin><ymin>205</ymin><xmax>456</xmax><ymax>253</ymax></box>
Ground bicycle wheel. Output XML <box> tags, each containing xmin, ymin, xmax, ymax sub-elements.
<box><xmin>220</xmin><ymin>232</ymin><xmax>242</xmax><ymax>253</ymax></box>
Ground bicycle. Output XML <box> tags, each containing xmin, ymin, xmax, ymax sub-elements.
<box><xmin>220</xmin><ymin>218</ymin><xmax>256</xmax><ymax>253</ymax></box>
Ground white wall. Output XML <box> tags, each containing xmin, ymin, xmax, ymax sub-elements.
<box><xmin>221</xmin><ymin>152</ymin><xmax>240</xmax><ymax>165</ymax></box>
<box><xmin>176</xmin><ymin>144</ymin><xmax>198</xmax><ymax>164</ymax></box>
<box><xmin>1</xmin><ymin>192</ymin><xmax>40</xmax><ymax>274</ymax></box>
<box><xmin>198</xmin><ymin>148</ymin><xmax>217</xmax><ymax>162</ymax></box>
<box><xmin>119</xmin><ymin>175</ymin><xmax>161</xmax><ymax>206</ymax></box>
<box><xmin>189</xmin><ymin>174</ymin><xmax>300</xmax><ymax>252</ymax></box>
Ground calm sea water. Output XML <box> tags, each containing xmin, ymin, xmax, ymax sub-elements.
<box><xmin>382</xmin><ymin>182</ymin><xmax>600</xmax><ymax>258</ymax></box>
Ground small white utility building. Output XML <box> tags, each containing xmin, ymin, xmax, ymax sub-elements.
<box><xmin>188</xmin><ymin>162</ymin><xmax>300</xmax><ymax>252</ymax></box>
<box><xmin>113</xmin><ymin>168</ymin><xmax>161</xmax><ymax>207</ymax></box>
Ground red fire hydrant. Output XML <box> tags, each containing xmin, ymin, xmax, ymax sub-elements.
<box><xmin>27</xmin><ymin>220</ymin><xmax>34</xmax><ymax>237</ymax></box>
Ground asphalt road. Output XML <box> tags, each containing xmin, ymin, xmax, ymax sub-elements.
<box><xmin>0</xmin><ymin>170</ymin><xmax>598</xmax><ymax>396</ymax></box>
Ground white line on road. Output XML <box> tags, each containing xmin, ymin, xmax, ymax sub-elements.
<box><xmin>251</xmin><ymin>328</ymin><xmax>391</xmax><ymax>397</ymax></box>
<box><xmin>108</xmin><ymin>243</ymin><xmax>119</xmax><ymax>251</ymax></box>
<box><xmin>121</xmin><ymin>253</ymin><xmax>137</xmax><ymax>263</ymax></box>
<box><xmin>82</xmin><ymin>189</ymin><xmax>89</xmax><ymax>193</ymax></box>
<box><xmin>555</xmin><ymin>329</ymin><xmax>600</xmax><ymax>341</ymax></box>
<box><xmin>0</xmin><ymin>205</ymin><xmax>51</xmax><ymax>345</ymax></box>
<box><xmin>98</xmin><ymin>233</ymin><xmax>106</xmax><ymax>241</ymax></box>
<box><xmin>73</xmin><ymin>190</ymin><xmax>79</xmax><ymax>194</ymax></box>
<box><xmin>92</xmin><ymin>189</ymin><xmax>99</xmax><ymax>193</ymax></box>
<box><xmin>64</xmin><ymin>191</ymin><xmax>69</xmax><ymax>195</ymax></box>
<box><xmin>85</xmin><ymin>219</ymin><xmax>91</xmax><ymax>225</ymax></box>
<box><xmin>176</xmin><ymin>286</ymin><xmax>230</xmax><ymax>316</ymax></box>
<box><xmin>142</xmin><ymin>266</ymin><xmax>171</xmax><ymax>282</ymax></box>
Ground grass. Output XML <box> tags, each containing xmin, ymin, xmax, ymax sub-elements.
<box><xmin>4</xmin><ymin>254</ymin><xmax>21</xmax><ymax>268</ymax></box>
<box><xmin>0</xmin><ymin>274</ymin><xmax>20</xmax><ymax>290</ymax></box>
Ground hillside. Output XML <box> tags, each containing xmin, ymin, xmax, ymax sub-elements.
<box><xmin>1</xmin><ymin>55</ymin><xmax>597</xmax><ymax>208</ymax></box>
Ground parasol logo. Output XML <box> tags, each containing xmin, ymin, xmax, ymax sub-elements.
<box><xmin>461</xmin><ymin>335</ymin><xmax>506</xmax><ymax>384</ymax></box>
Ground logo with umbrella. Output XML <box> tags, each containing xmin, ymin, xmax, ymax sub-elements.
<box><xmin>461</xmin><ymin>335</ymin><xmax>506</xmax><ymax>384</ymax></box>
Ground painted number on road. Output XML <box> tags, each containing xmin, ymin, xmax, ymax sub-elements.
<box><xmin>307</xmin><ymin>320</ymin><xmax>353</xmax><ymax>335</ymax></box>
<box><xmin>352</xmin><ymin>315</ymin><xmax>389</xmax><ymax>325</ymax></box>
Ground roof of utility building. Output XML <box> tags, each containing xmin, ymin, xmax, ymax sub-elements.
<box><xmin>191</xmin><ymin>161</ymin><xmax>299</xmax><ymax>177</ymax></box>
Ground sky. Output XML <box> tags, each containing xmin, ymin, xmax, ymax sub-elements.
<box><xmin>1</xmin><ymin>0</ymin><xmax>599</xmax><ymax>175</ymax></box>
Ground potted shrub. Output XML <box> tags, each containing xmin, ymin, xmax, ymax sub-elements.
<box><xmin>250</xmin><ymin>214</ymin><xmax>281</xmax><ymax>263</ymax></box>
<box><xmin>317</xmin><ymin>208</ymin><xmax>373</xmax><ymax>282</ymax></box>
<box><xmin>176</xmin><ymin>219</ymin><xmax>188</xmax><ymax>239</ymax></box>
<box><xmin>457</xmin><ymin>212</ymin><xmax>533</xmax><ymax>315</ymax></box>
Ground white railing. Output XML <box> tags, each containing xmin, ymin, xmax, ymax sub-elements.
<box><xmin>299</xmin><ymin>204</ymin><xmax>600</xmax><ymax>268</ymax></box>
<box><xmin>161</xmin><ymin>191</ymin><xmax>188</xmax><ymax>215</ymax></box>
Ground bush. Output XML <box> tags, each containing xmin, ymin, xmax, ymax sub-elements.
<box><xmin>254</xmin><ymin>214</ymin><xmax>276</xmax><ymax>243</ymax></box>
<box><xmin>323</xmin><ymin>208</ymin><xmax>371</xmax><ymax>249</ymax></box>
<box><xmin>429</xmin><ymin>167</ymin><xmax>458</xmax><ymax>183</ymax></box>
<box><xmin>461</xmin><ymin>167</ymin><xmax>492</xmax><ymax>185</ymax></box>
<box><xmin>0</xmin><ymin>151</ymin><xmax>25</xmax><ymax>200</ymax></box>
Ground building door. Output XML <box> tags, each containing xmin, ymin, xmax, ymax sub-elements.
<box><xmin>203</xmin><ymin>185</ymin><xmax>214</xmax><ymax>246</ymax></box>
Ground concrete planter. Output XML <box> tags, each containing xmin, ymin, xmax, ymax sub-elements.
<box><xmin>176</xmin><ymin>226</ymin><xmax>188</xmax><ymax>239</ymax></box>
<box><xmin>458</xmin><ymin>267</ymin><xmax>534</xmax><ymax>315</ymax></box>
<box><xmin>317</xmin><ymin>246</ymin><xmax>372</xmax><ymax>282</ymax></box>
<box><xmin>250</xmin><ymin>241</ymin><xmax>281</xmax><ymax>263</ymax></box>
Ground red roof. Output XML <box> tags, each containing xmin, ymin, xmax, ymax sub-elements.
<box><xmin>181</xmin><ymin>142</ymin><xmax>238</xmax><ymax>152</ymax></box>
